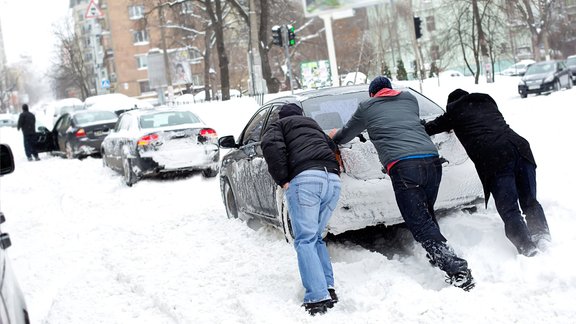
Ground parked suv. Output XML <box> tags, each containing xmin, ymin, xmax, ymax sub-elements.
<box><xmin>0</xmin><ymin>144</ymin><xmax>31</xmax><ymax>324</ymax></box>
<box><xmin>518</xmin><ymin>60</ymin><xmax>572</xmax><ymax>98</ymax></box>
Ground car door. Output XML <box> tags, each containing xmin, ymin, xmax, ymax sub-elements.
<box><xmin>250</xmin><ymin>103</ymin><xmax>285</xmax><ymax>219</ymax></box>
<box><xmin>105</xmin><ymin>115</ymin><xmax>133</xmax><ymax>169</ymax></box>
<box><xmin>231</xmin><ymin>106</ymin><xmax>274</xmax><ymax>218</ymax></box>
<box><xmin>34</xmin><ymin>126</ymin><xmax>56</xmax><ymax>153</ymax></box>
<box><xmin>53</xmin><ymin>114</ymin><xmax>72</xmax><ymax>153</ymax></box>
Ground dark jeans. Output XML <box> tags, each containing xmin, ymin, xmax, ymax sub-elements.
<box><xmin>23</xmin><ymin>133</ymin><xmax>38</xmax><ymax>159</ymax></box>
<box><xmin>389</xmin><ymin>157</ymin><xmax>445</xmax><ymax>243</ymax></box>
<box><xmin>489</xmin><ymin>150</ymin><xmax>550</xmax><ymax>250</ymax></box>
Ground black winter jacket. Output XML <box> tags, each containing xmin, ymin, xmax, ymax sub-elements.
<box><xmin>424</xmin><ymin>93</ymin><xmax>536</xmax><ymax>204</ymax></box>
<box><xmin>261</xmin><ymin>115</ymin><xmax>339</xmax><ymax>186</ymax></box>
<box><xmin>17</xmin><ymin>111</ymin><xmax>36</xmax><ymax>135</ymax></box>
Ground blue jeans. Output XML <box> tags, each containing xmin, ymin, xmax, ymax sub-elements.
<box><xmin>489</xmin><ymin>151</ymin><xmax>549</xmax><ymax>251</ymax></box>
<box><xmin>285</xmin><ymin>169</ymin><xmax>341</xmax><ymax>303</ymax></box>
<box><xmin>388</xmin><ymin>157</ymin><xmax>445</xmax><ymax>243</ymax></box>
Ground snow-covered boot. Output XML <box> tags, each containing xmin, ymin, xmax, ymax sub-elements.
<box><xmin>423</xmin><ymin>240</ymin><xmax>475</xmax><ymax>291</ymax></box>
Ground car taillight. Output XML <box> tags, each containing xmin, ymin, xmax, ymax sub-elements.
<box><xmin>198</xmin><ymin>128</ymin><xmax>217</xmax><ymax>144</ymax></box>
<box><xmin>75</xmin><ymin>128</ymin><xmax>86</xmax><ymax>138</ymax></box>
<box><xmin>199</xmin><ymin>128</ymin><xmax>217</xmax><ymax>137</ymax></box>
<box><xmin>138</xmin><ymin>133</ymin><xmax>159</xmax><ymax>146</ymax></box>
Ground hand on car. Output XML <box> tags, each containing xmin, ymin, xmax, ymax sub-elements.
<box><xmin>282</xmin><ymin>183</ymin><xmax>289</xmax><ymax>190</ymax></box>
<box><xmin>328</xmin><ymin>128</ymin><xmax>338</xmax><ymax>138</ymax></box>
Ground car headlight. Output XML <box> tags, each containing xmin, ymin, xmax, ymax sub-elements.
<box><xmin>518</xmin><ymin>80</ymin><xmax>526</xmax><ymax>86</ymax></box>
<box><xmin>544</xmin><ymin>75</ymin><xmax>554</xmax><ymax>83</ymax></box>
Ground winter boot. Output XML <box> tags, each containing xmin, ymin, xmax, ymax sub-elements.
<box><xmin>302</xmin><ymin>299</ymin><xmax>333</xmax><ymax>316</ymax></box>
<box><xmin>423</xmin><ymin>240</ymin><xmax>475</xmax><ymax>291</ymax></box>
<box><xmin>328</xmin><ymin>288</ymin><xmax>338</xmax><ymax>306</ymax></box>
<box><xmin>532</xmin><ymin>233</ymin><xmax>552</xmax><ymax>252</ymax></box>
<box><xmin>517</xmin><ymin>241</ymin><xmax>538</xmax><ymax>257</ymax></box>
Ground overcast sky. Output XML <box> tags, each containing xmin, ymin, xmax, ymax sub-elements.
<box><xmin>0</xmin><ymin>0</ymin><xmax>69</xmax><ymax>72</ymax></box>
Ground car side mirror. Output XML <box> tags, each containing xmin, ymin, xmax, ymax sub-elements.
<box><xmin>0</xmin><ymin>144</ymin><xmax>15</xmax><ymax>176</ymax></box>
<box><xmin>218</xmin><ymin>135</ymin><xmax>238</xmax><ymax>148</ymax></box>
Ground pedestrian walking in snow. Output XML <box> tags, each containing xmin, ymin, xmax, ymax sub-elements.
<box><xmin>261</xmin><ymin>103</ymin><xmax>341</xmax><ymax>315</ymax></box>
<box><xmin>330</xmin><ymin>76</ymin><xmax>475</xmax><ymax>291</ymax></box>
<box><xmin>424</xmin><ymin>89</ymin><xmax>551</xmax><ymax>256</ymax></box>
<box><xmin>17</xmin><ymin>104</ymin><xmax>40</xmax><ymax>161</ymax></box>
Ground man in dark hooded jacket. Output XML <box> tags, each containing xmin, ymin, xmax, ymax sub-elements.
<box><xmin>424</xmin><ymin>89</ymin><xmax>550</xmax><ymax>256</ymax></box>
<box><xmin>17</xmin><ymin>104</ymin><xmax>40</xmax><ymax>161</ymax></box>
<box><xmin>330</xmin><ymin>76</ymin><xmax>475</xmax><ymax>291</ymax></box>
<box><xmin>261</xmin><ymin>103</ymin><xmax>341</xmax><ymax>316</ymax></box>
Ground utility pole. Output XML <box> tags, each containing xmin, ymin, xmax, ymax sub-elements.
<box><xmin>158</xmin><ymin>2</ymin><xmax>173</xmax><ymax>102</ymax></box>
<box><xmin>282</xmin><ymin>25</ymin><xmax>294</xmax><ymax>94</ymax></box>
<box><xmin>248</xmin><ymin>0</ymin><xmax>264</xmax><ymax>95</ymax></box>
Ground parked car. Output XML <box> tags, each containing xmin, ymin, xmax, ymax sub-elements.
<box><xmin>35</xmin><ymin>110</ymin><xmax>118</xmax><ymax>159</ymax></box>
<box><xmin>217</xmin><ymin>84</ymin><xmax>483</xmax><ymax>241</ymax></box>
<box><xmin>0</xmin><ymin>113</ymin><xmax>17</xmax><ymax>127</ymax></box>
<box><xmin>518</xmin><ymin>60</ymin><xmax>573</xmax><ymax>98</ymax></box>
<box><xmin>84</xmin><ymin>93</ymin><xmax>153</xmax><ymax>116</ymax></box>
<box><xmin>500</xmin><ymin>59</ymin><xmax>535</xmax><ymax>76</ymax></box>
<box><xmin>0</xmin><ymin>144</ymin><xmax>31</xmax><ymax>324</ymax></box>
<box><xmin>101</xmin><ymin>107</ymin><xmax>220</xmax><ymax>186</ymax></box>
<box><xmin>566</xmin><ymin>54</ymin><xmax>576</xmax><ymax>85</ymax></box>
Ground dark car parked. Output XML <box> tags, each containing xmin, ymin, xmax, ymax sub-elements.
<box><xmin>518</xmin><ymin>60</ymin><xmax>572</xmax><ymax>98</ymax></box>
<box><xmin>35</xmin><ymin>110</ymin><xmax>118</xmax><ymax>159</ymax></box>
<box><xmin>218</xmin><ymin>85</ymin><xmax>483</xmax><ymax>241</ymax></box>
<box><xmin>101</xmin><ymin>107</ymin><xmax>220</xmax><ymax>186</ymax></box>
<box><xmin>566</xmin><ymin>55</ymin><xmax>576</xmax><ymax>85</ymax></box>
<box><xmin>0</xmin><ymin>144</ymin><xmax>31</xmax><ymax>324</ymax></box>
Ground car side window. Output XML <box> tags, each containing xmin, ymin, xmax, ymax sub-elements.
<box><xmin>262</xmin><ymin>104</ymin><xmax>282</xmax><ymax>134</ymax></box>
<box><xmin>58</xmin><ymin>115</ymin><xmax>71</xmax><ymax>132</ymax></box>
<box><xmin>241</xmin><ymin>107</ymin><xmax>270</xmax><ymax>146</ymax></box>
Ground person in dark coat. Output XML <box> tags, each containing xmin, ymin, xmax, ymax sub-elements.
<box><xmin>330</xmin><ymin>76</ymin><xmax>474</xmax><ymax>291</ymax></box>
<box><xmin>424</xmin><ymin>89</ymin><xmax>550</xmax><ymax>256</ymax></box>
<box><xmin>261</xmin><ymin>103</ymin><xmax>341</xmax><ymax>316</ymax></box>
<box><xmin>17</xmin><ymin>104</ymin><xmax>40</xmax><ymax>161</ymax></box>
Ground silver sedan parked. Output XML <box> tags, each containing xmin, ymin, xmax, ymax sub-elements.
<box><xmin>101</xmin><ymin>107</ymin><xmax>220</xmax><ymax>186</ymax></box>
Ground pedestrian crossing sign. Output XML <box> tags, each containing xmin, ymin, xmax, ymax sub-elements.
<box><xmin>101</xmin><ymin>79</ymin><xmax>110</xmax><ymax>89</ymax></box>
<box><xmin>85</xmin><ymin>0</ymin><xmax>104</xmax><ymax>19</ymax></box>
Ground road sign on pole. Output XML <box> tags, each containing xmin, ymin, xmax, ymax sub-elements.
<box><xmin>101</xmin><ymin>79</ymin><xmax>110</xmax><ymax>89</ymax></box>
<box><xmin>85</xmin><ymin>0</ymin><xmax>104</xmax><ymax>19</ymax></box>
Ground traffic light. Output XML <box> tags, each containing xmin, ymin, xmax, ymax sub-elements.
<box><xmin>413</xmin><ymin>16</ymin><xmax>423</xmax><ymax>39</ymax></box>
<box><xmin>272</xmin><ymin>25</ymin><xmax>283</xmax><ymax>47</ymax></box>
<box><xmin>287</xmin><ymin>24</ymin><xmax>296</xmax><ymax>46</ymax></box>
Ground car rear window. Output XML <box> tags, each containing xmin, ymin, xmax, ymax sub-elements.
<box><xmin>73</xmin><ymin>111</ymin><xmax>118</xmax><ymax>126</ymax></box>
<box><xmin>139</xmin><ymin>111</ymin><xmax>200</xmax><ymax>129</ymax></box>
<box><xmin>301</xmin><ymin>88</ymin><xmax>444</xmax><ymax>131</ymax></box>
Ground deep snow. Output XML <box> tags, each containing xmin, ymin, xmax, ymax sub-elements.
<box><xmin>1</xmin><ymin>76</ymin><xmax>575</xmax><ymax>324</ymax></box>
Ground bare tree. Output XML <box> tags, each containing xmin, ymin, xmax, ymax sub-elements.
<box><xmin>509</xmin><ymin>0</ymin><xmax>556</xmax><ymax>61</ymax></box>
<box><xmin>48</xmin><ymin>19</ymin><xmax>94</xmax><ymax>100</ymax></box>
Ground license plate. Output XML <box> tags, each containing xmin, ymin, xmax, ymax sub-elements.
<box><xmin>94</xmin><ymin>130</ymin><xmax>108</xmax><ymax>136</ymax></box>
<box><xmin>528</xmin><ymin>85</ymin><xmax>539</xmax><ymax>90</ymax></box>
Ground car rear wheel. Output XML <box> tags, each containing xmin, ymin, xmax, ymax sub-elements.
<box><xmin>223</xmin><ymin>179</ymin><xmax>238</xmax><ymax>219</ymax></box>
<box><xmin>65</xmin><ymin>142</ymin><xmax>75</xmax><ymax>159</ymax></box>
<box><xmin>554</xmin><ymin>80</ymin><xmax>561</xmax><ymax>92</ymax></box>
<box><xmin>567</xmin><ymin>79</ymin><xmax>573</xmax><ymax>89</ymax></box>
<box><xmin>520</xmin><ymin>92</ymin><xmax>527</xmax><ymax>99</ymax></box>
<box><xmin>279</xmin><ymin>190</ymin><xmax>295</xmax><ymax>244</ymax></box>
<box><xmin>122</xmin><ymin>156</ymin><xmax>137</xmax><ymax>187</ymax></box>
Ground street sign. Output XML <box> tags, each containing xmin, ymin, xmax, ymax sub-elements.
<box><xmin>85</xmin><ymin>0</ymin><xmax>104</xmax><ymax>19</ymax></box>
<box><xmin>101</xmin><ymin>79</ymin><xmax>110</xmax><ymax>89</ymax></box>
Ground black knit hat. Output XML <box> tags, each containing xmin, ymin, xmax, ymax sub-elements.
<box><xmin>279</xmin><ymin>103</ymin><xmax>303</xmax><ymax>119</ymax></box>
<box><xmin>369</xmin><ymin>76</ymin><xmax>392</xmax><ymax>95</ymax></box>
<box><xmin>22</xmin><ymin>104</ymin><xmax>29</xmax><ymax>112</ymax></box>
<box><xmin>447</xmin><ymin>89</ymin><xmax>469</xmax><ymax>105</ymax></box>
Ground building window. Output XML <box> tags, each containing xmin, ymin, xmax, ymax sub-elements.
<box><xmin>128</xmin><ymin>5</ymin><xmax>145</xmax><ymax>20</ymax></box>
<box><xmin>426</xmin><ymin>16</ymin><xmax>436</xmax><ymax>32</ymax></box>
<box><xmin>135</xmin><ymin>55</ymin><xmax>148</xmax><ymax>69</ymax></box>
<box><xmin>139</xmin><ymin>80</ymin><xmax>151</xmax><ymax>93</ymax></box>
<box><xmin>132</xmin><ymin>29</ymin><xmax>149</xmax><ymax>44</ymax></box>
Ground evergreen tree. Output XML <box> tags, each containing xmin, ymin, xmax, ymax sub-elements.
<box><xmin>381</xmin><ymin>62</ymin><xmax>392</xmax><ymax>79</ymax></box>
<box><xmin>429</xmin><ymin>61</ymin><xmax>439</xmax><ymax>78</ymax></box>
<box><xmin>396</xmin><ymin>59</ymin><xmax>407</xmax><ymax>81</ymax></box>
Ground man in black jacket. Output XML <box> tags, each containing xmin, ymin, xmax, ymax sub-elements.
<box><xmin>425</xmin><ymin>89</ymin><xmax>550</xmax><ymax>256</ymax></box>
<box><xmin>17</xmin><ymin>104</ymin><xmax>40</xmax><ymax>161</ymax></box>
<box><xmin>261</xmin><ymin>103</ymin><xmax>341</xmax><ymax>316</ymax></box>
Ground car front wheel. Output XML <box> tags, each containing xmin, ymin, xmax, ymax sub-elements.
<box><xmin>554</xmin><ymin>80</ymin><xmax>561</xmax><ymax>92</ymax></box>
<box><xmin>223</xmin><ymin>179</ymin><xmax>238</xmax><ymax>219</ymax></box>
<box><xmin>202</xmin><ymin>167</ymin><xmax>219</xmax><ymax>178</ymax></box>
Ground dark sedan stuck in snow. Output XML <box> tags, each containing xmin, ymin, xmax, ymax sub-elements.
<box><xmin>101</xmin><ymin>107</ymin><xmax>220</xmax><ymax>186</ymax></box>
<box><xmin>218</xmin><ymin>84</ymin><xmax>483</xmax><ymax>241</ymax></box>
<box><xmin>35</xmin><ymin>110</ymin><xmax>118</xmax><ymax>159</ymax></box>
